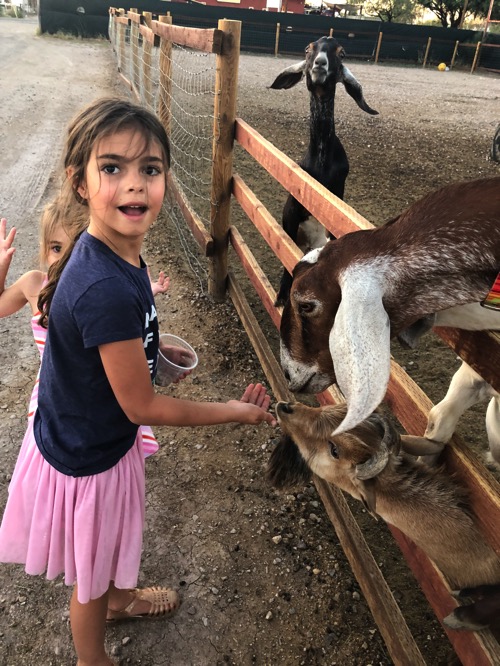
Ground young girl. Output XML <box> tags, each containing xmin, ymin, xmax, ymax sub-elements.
<box><xmin>0</xmin><ymin>97</ymin><xmax>275</xmax><ymax>666</ymax></box>
<box><xmin>0</xmin><ymin>191</ymin><xmax>169</xmax><ymax>457</ymax></box>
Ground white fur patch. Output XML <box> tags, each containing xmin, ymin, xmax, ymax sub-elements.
<box><xmin>301</xmin><ymin>247</ymin><xmax>323</xmax><ymax>265</ymax></box>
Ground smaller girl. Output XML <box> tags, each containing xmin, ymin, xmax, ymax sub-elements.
<box><xmin>0</xmin><ymin>97</ymin><xmax>275</xmax><ymax>666</ymax></box>
<box><xmin>0</xmin><ymin>190</ymin><xmax>168</xmax><ymax>457</ymax></box>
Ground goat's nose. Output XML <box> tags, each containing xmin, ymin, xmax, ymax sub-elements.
<box><xmin>277</xmin><ymin>402</ymin><xmax>294</xmax><ymax>414</ymax></box>
<box><xmin>314</xmin><ymin>54</ymin><xmax>328</xmax><ymax>67</ymax></box>
<box><xmin>284</xmin><ymin>369</ymin><xmax>290</xmax><ymax>381</ymax></box>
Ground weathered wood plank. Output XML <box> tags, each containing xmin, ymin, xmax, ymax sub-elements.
<box><xmin>229</xmin><ymin>226</ymin><xmax>281</xmax><ymax>330</ymax></box>
<box><xmin>232</xmin><ymin>172</ymin><xmax>301</xmax><ymax>274</ymax></box>
<box><xmin>235</xmin><ymin>117</ymin><xmax>373</xmax><ymax>237</ymax></box>
<box><xmin>152</xmin><ymin>20</ymin><xmax>223</xmax><ymax>54</ymax></box>
<box><xmin>167</xmin><ymin>173</ymin><xmax>213</xmax><ymax>257</ymax></box>
<box><xmin>434</xmin><ymin>327</ymin><xmax>500</xmax><ymax>395</ymax></box>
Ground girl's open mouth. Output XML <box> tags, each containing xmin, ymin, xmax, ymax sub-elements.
<box><xmin>119</xmin><ymin>205</ymin><xmax>147</xmax><ymax>217</ymax></box>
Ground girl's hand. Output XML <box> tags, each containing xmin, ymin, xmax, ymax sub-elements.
<box><xmin>0</xmin><ymin>218</ymin><xmax>16</xmax><ymax>273</ymax></box>
<box><xmin>227</xmin><ymin>383</ymin><xmax>277</xmax><ymax>426</ymax></box>
<box><xmin>150</xmin><ymin>270</ymin><xmax>170</xmax><ymax>297</ymax></box>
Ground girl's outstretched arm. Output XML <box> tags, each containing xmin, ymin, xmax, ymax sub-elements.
<box><xmin>99</xmin><ymin>338</ymin><xmax>276</xmax><ymax>428</ymax></box>
<box><xmin>0</xmin><ymin>218</ymin><xmax>44</xmax><ymax>318</ymax></box>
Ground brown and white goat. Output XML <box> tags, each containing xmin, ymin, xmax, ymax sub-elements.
<box><xmin>268</xmin><ymin>400</ymin><xmax>500</xmax><ymax>631</ymax></box>
<box><xmin>279</xmin><ymin>176</ymin><xmax>500</xmax><ymax>438</ymax></box>
<box><xmin>270</xmin><ymin>36</ymin><xmax>378</xmax><ymax>306</ymax></box>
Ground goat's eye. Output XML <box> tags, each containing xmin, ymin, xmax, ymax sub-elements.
<box><xmin>298</xmin><ymin>301</ymin><xmax>316</xmax><ymax>316</ymax></box>
<box><xmin>328</xmin><ymin>441</ymin><xmax>339</xmax><ymax>459</ymax></box>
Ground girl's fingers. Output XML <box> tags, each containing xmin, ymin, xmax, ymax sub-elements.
<box><xmin>0</xmin><ymin>219</ymin><xmax>16</xmax><ymax>248</ymax></box>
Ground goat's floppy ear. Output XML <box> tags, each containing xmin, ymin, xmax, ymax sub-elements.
<box><xmin>269</xmin><ymin>61</ymin><xmax>307</xmax><ymax>90</ymax></box>
<box><xmin>341</xmin><ymin>65</ymin><xmax>378</xmax><ymax>116</ymax></box>
<box><xmin>329</xmin><ymin>272</ymin><xmax>391</xmax><ymax>436</ymax></box>
<box><xmin>267</xmin><ymin>433</ymin><xmax>312</xmax><ymax>489</ymax></box>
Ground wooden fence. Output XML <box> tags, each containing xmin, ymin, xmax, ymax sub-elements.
<box><xmin>109</xmin><ymin>8</ymin><xmax>500</xmax><ymax>665</ymax></box>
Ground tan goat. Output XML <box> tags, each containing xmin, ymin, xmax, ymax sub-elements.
<box><xmin>268</xmin><ymin>400</ymin><xmax>500</xmax><ymax>631</ymax></box>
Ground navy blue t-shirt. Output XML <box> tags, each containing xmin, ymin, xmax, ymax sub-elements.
<box><xmin>34</xmin><ymin>231</ymin><xmax>159</xmax><ymax>477</ymax></box>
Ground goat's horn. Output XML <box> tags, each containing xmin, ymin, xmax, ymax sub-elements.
<box><xmin>330</xmin><ymin>273</ymin><xmax>391</xmax><ymax>436</ymax></box>
<box><xmin>355</xmin><ymin>441</ymin><xmax>390</xmax><ymax>480</ymax></box>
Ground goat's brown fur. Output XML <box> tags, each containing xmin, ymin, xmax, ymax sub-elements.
<box><xmin>271</xmin><ymin>401</ymin><xmax>500</xmax><ymax>591</ymax></box>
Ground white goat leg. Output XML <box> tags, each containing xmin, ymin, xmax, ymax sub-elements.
<box><xmin>425</xmin><ymin>362</ymin><xmax>496</xmax><ymax>442</ymax></box>
<box><xmin>485</xmin><ymin>395</ymin><xmax>500</xmax><ymax>466</ymax></box>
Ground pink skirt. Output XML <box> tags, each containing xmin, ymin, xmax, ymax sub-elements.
<box><xmin>0</xmin><ymin>419</ymin><xmax>146</xmax><ymax>604</ymax></box>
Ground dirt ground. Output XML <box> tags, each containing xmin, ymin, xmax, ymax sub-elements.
<box><xmin>0</xmin><ymin>15</ymin><xmax>499</xmax><ymax>666</ymax></box>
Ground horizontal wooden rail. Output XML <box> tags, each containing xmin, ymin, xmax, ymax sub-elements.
<box><xmin>235</xmin><ymin>117</ymin><xmax>374</xmax><ymax>237</ymax></box>
<box><xmin>127</xmin><ymin>10</ymin><xmax>141</xmax><ymax>24</ymax></box>
<box><xmin>434</xmin><ymin>328</ymin><xmax>500</xmax><ymax>395</ymax></box>
<box><xmin>229</xmin><ymin>226</ymin><xmax>280</xmax><ymax>329</ymax></box>
<box><xmin>115</xmin><ymin>16</ymin><xmax>129</xmax><ymax>25</ymax></box>
<box><xmin>167</xmin><ymin>172</ymin><xmax>214</xmax><ymax>257</ymax></box>
<box><xmin>139</xmin><ymin>23</ymin><xmax>155</xmax><ymax>45</ymax></box>
<box><xmin>152</xmin><ymin>20</ymin><xmax>223</xmax><ymax>54</ymax></box>
<box><xmin>232</xmin><ymin>172</ymin><xmax>302</xmax><ymax>275</ymax></box>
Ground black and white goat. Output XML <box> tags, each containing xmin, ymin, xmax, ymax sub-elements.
<box><xmin>279</xmin><ymin>176</ymin><xmax>500</xmax><ymax>441</ymax></box>
<box><xmin>270</xmin><ymin>36</ymin><xmax>378</xmax><ymax>306</ymax></box>
<box><xmin>268</xmin><ymin>400</ymin><xmax>500</xmax><ymax>631</ymax></box>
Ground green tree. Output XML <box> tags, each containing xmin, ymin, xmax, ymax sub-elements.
<box><xmin>364</xmin><ymin>0</ymin><xmax>420</xmax><ymax>21</ymax></box>
<box><xmin>416</xmin><ymin>0</ymin><xmax>494</xmax><ymax>28</ymax></box>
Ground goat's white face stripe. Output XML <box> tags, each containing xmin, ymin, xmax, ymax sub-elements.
<box><xmin>280</xmin><ymin>343</ymin><xmax>332</xmax><ymax>393</ymax></box>
<box><xmin>311</xmin><ymin>51</ymin><xmax>329</xmax><ymax>84</ymax></box>
<box><xmin>280</xmin><ymin>344</ymin><xmax>317</xmax><ymax>390</ymax></box>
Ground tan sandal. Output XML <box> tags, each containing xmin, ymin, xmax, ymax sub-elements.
<box><xmin>107</xmin><ymin>586</ymin><xmax>180</xmax><ymax>622</ymax></box>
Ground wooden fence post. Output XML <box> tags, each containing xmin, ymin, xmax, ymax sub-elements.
<box><xmin>118</xmin><ymin>8</ymin><xmax>126</xmax><ymax>75</ymax></box>
<box><xmin>422</xmin><ymin>37</ymin><xmax>432</xmax><ymax>67</ymax></box>
<box><xmin>274</xmin><ymin>23</ymin><xmax>280</xmax><ymax>56</ymax></box>
<box><xmin>142</xmin><ymin>11</ymin><xmax>153</xmax><ymax>110</ymax></box>
<box><xmin>471</xmin><ymin>41</ymin><xmax>481</xmax><ymax>73</ymax></box>
<box><xmin>130</xmin><ymin>8</ymin><xmax>140</xmax><ymax>94</ymax></box>
<box><xmin>209</xmin><ymin>20</ymin><xmax>241</xmax><ymax>302</ymax></box>
<box><xmin>450</xmin><ymin>39</ymin><xmax>459</xmax><ymax>69</ymax></box>
<box><xmin>374</xmin><ymin>31</ymin><xmax>383</xmax><ymax>64</ymax></box>
<box><xmin>157</xmin><ymin>15</ymin><xmax>173</xmax><ymax>136</ymax></box>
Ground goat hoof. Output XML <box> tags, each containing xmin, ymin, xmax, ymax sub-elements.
<box><xmin>443</xmin><ymin>610</ymin><xmax>489</xmax><ymax>632</ymax></box>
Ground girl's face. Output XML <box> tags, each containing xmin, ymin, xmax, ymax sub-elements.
<box><xmin>78</xmin><ymin>127</ymin><xmax>166</xmax><ymax>251</ymax></box>
<box><xmin>46</xmin><ymin>224</ymin><xmax>71</xmax><ymax>268</ymax></box>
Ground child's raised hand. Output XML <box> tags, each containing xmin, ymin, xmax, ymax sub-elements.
<box><xmin>0</xmin><ymin>218</ymin><xmax>16</xmax><ymax>272</ymax></box>
<box><xmin>150</xmin><ymin>269</ymin><xmax>170</xmax><ymax>297</ymax></box>
<box><xmin>227</xmin><ymin>383</ymin><xmax>277</xmax><ymax>426</ymax></box>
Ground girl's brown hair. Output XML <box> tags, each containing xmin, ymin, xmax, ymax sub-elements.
<box><xmin>37</xmin><ymin>97</ymin><xmax>171</xmax><ymax>327</ymax></box>
<box><xmin>39</xmin><ymin>181</ymin><xmax>89</xmax><ymax>268</ymax></box>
